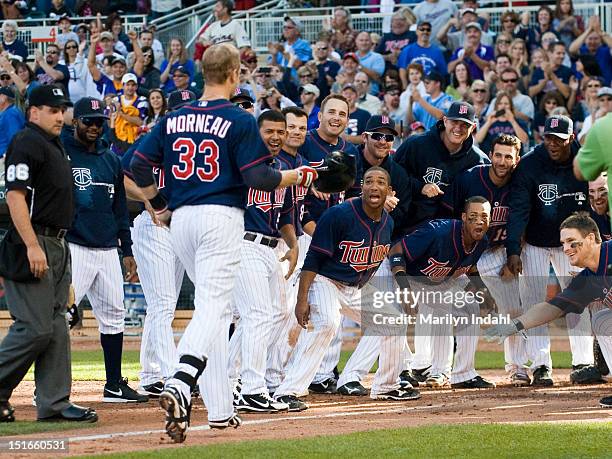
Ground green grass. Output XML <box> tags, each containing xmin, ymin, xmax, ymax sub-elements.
<box><xmin>99</xmin><ymin>423</ymin><xmax>612</xmax><ymax>458</ymax></box>
<box><xmin>20</xmin><ymin>349</ymin><xmax>572</xmax><ymax>382</ymax></box>
<box><xmin>0</xmin><ymin>421</ymin><xmax>96</xmax><ymax>437</ymax></box>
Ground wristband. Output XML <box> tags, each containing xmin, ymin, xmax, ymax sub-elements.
<box><xmin>389</xmin><ymin>254</ymin><xmax>406</xmax><ymax>271</ymax></box>
<box><xmin>149</xmin><ymin>193</ymin><xmax>168</xmax><ymax>212</ymax></box>
<box><xmin>512</xmin><ymin>318</ymin><xmax>525</xmax><ymax>331</ymax></box>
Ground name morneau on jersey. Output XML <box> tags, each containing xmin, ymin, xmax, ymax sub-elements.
<box><xmin>302</xmin><ymin>198</ymin><xmax>393</xmax><ymax>288</ymax></box>
<box><xmin>133</xmin><ymin>99</ymin><xmax>272</xmax><ymax>211</ymax></box>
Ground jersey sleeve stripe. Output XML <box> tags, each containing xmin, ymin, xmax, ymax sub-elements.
<box><xmin>239</xmin><ymin>154</ymin><xmax>274</xmax><ymax>171</ymax></box>
<box><xmin>310</xmin><ymin>244</ymin><xmax>333</xmax><ymax>256</ymax></box>
<box><xmin>133</xmin><ymin>150</ymin><xmax>161</xmax><ymax>167</ymax></box>
<box><xmin>402</xmin><ymin>239</ymin><xmax>415</xmax><ymax>262</ymax></box>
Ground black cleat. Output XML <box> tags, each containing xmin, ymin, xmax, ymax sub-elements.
<box><xmin>337</xmin><ymin>381</ymin><xmax>368</xmax><ymax>396</ymax></box>
<box><xmin>399</xmin><ymin>370</ymin><xmax>419</xmax><ymax>388</ymax></box>
<box><xmin>235</xmin><ymin>393</ymin><xmax>289</xmax><ymax>413</ymax></box>
<box><xmin>140</xmin><ymin>381</ymin><xmax>164</xmax><ymax>398</ymax></box>
<box><xmin>594</xmin><ymin>339</ymin><xmax>610</xmax><ymax>377</ymax></box>
<box><xmin>159</xmin><ymin>386</ymin><xmax>191</xmax><ymax>443</ymax></box>
<box><xmin>103</xmin><ymin>378</ymin><xmax>150</xmax><ymax>403</ymax></box>
<box><xmin>374</xmin><ymin>388</ymin><xmax>421</xmax><ymax>401</ymax></box>
<box><xmin>0</xmin><ymin>402</ymin><xmax>14</xmax><ymax>422</ymax></box>
<box><xmin>209</xmin><ymin>413</ymin><xmax>242</xmax><ymax>429</ymax></box>
<box><xmin>275</xmin><ymin>395</ymin><xmax>308</xmax><ymax>412</ymax></box>
<box><xmin>451</xmin><ymin>375</ymin><xmax>496</xmax><ymax>389</ymax></box>
<box><xmin>411</xmin><ymin>366</ymin><xmax>431</xmax><ymax>384</ymax></box>
<box><xmin>600</xmin><ymin>395</ymin><xmax>612</xmax><ymax>408</ymax></box>
<box><xmin>532</xmin><ymin>366</ymin><xmax>554</xmax><ymax>387</ymax></box>
<box><xmin>570</xmin><ymin>365</ymin><xmax>604</xmax><ymax>385</ymax></box>
<box><xmin>308</xmin><ymin>378</ymin><xmax>337</xmax><ymax>394</ymax></box>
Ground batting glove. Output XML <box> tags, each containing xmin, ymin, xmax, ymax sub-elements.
<box><xmin>295</xmin><ymin>166</ymin><xmax>318</xmax><ymax>188</ymax></box>
<box><xmin>483</xmin><ymin>320</ymin><xmax>521</xmax><ymax>344</ymax></box>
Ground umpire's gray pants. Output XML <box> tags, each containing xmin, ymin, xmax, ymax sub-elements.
<box><xmin>0</xmin><ymin>235</ymin><xmax>72</xmax><ymax>418</ymax></box>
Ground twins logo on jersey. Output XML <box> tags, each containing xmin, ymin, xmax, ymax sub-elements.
<box><xmin>339</xmin><ymin>240</ymin><xmax>390</xmax><ymax>272</ymax></box>
<box><xmin>423</xmin><ymin>167</ymin><xmax>443</xmax><ymax>185</ymax></box>
<box><xmin>490</xmin><ymin>203</ymin><xmax>509</xmax><ymax>226</ymax></box>
<box><xmin>538</xmin><ymin>184</ymin><xmax>558</xmax><ymax>205</ymax></box>
<box><xmin>72</xmin><ymin>167</ymin><xmax>115</xmax><ymax>196</ymax></box>
<box><xmin>421</xmin><ymin>258</ymin><xmax>453</xmax><ymax>279</ymax></box>
<box><xmin>247</xmin><ymin>188</ymin><xmax>286</xmax><ymax>212</ymax></box>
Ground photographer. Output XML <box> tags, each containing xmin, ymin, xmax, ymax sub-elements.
<box><xmin>475</xmin><ymin>91</ymin><xmax>529</xmax><ymax>153</ymax></box>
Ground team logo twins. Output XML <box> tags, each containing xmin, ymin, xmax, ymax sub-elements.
<box><xmin>247</xmin><ymin>187</ymin><xmax>287</xmax><ymax>212</ymax></box>
<box><xmin>538</xmin><ymin>184</ymin><xmax>587</xmax><ymax>206</ymax></box>
<box><xmin>420</xmin><ymin>259</ymin><xmax>472</xmax><ymax>280</ymax></box>
<box><xmin>339</xmin><ymin>240</ymin><xmax>390</xmax><ymax>272</ymax></box>
<box><xmin>72</xmin><ymin>168</ymin><xmax>115</xmax><ymax>197</ymax></box>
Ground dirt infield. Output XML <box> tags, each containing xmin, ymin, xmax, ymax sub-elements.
<box><xmin>5</xmin><ymin>369</ymin><xmax>612</xmax><ymax>457</ymax></box>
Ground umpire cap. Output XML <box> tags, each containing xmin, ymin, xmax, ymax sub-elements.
<box><xmin>28</xmin><ymin>84</ymin><xmax>71</xmax><ymax>107</ymax></box>
<box><xmin>313</xmin><ymin>151</ymin><xmax>357</xmax><ymax>194</ymax></box>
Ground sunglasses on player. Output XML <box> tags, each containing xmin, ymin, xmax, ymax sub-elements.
<box><xmin>365</xmin><ymin>131</ymin><xmax>395</xmax><ymax>142</ymax></box>
<box><xmin>80</xmin><ymin>117</ymin><xmax>106</xmax><ymax>127</ymax></box>
<box><xmin>235</xmin><ymin>100</ymin><xmax>253</xmax><ymax>110</ymax></box>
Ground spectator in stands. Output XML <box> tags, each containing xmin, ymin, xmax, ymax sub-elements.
<box><xmin>49</xmin><ymin>0</ymin><xmax>74</xmax><ymax>17</ymax></box>
<box><xmin>2</xmin><ymin>21</ymin><xmax>28</xmax><ymax>62</ymax></box>
<box><xmin>329</xmin><ymin>6</ymin><xmax>357</xmax><ymax>55</ymax></box>
<box><xmin>413</xmin><ymin>0</ymin><xmax>458</xmax><ymax>46</ymax></box>
<box><xmin>399</xmin><ymin>62</ymin><xmax>427</xmax><ymax>111</ymax></box>
<box><xmin>518</xmin><ymin>6</ymin><xmax>558</xmax><ymax>52</ymax></box>
<box><xmin>541</xmin><ymin>31</ymin><xmax>571</xmax><ymax>68</ymax></box>
<box><xmin>0</xmin><ymin>86</ymin><xmax>24</xmax><ymax>159</ymax></box>
<box><xmin>297</xmin><ymin>64</ymin><xmax>317</xmax><ymax>87</ymax></box>
<box><xmin>494</xmin><ymin>32</ymin><xmax>512</xmax><ymax>58</ymax></box>
<box><xmin>299</xmin><ymin>83</ymin><xmax>320</xmax><ymax>130</ymax></box>
<box><xmin>255</xmin><ymin>86</ymin><xmax>295</xmax><ymax>118</ymax></box>
<box><xmin>448</xmin><ymin>22</ymin><xmax>494</xmax><ymax>81</ymax></box>
<box><xmin>486</xmin><ymin>67</ymin><xmax>534</xmax><ymax>123</ymax></box>
<box><xmin>330</xmin><ymin>53</ymin><xmax>359</xmax><ymax>94</ymax></box>
<box><xmin>281</xmin><ymin>16</ymin><xmax>312</xmax><ymax>68</ymax></box>
<box><xmin>532</xmin><ymin>90</ymin><xmax>565</xmax><ymax>143</ymax></box>
<box><xmin>107</xmin><ymin>13</ymin><xmax>131</xmax><ymax>54</ymax></box>
<box><xmin>437</xmin><ymin>8</ymin><xmax>492</xmax><ymax>53</ymax></box>
<box><xmin>553</xmin><ymin>0</ymin><xmax>583</xmax><ymax>49</ymax></box>
<box><xmin>313</xmin><ymin>39</ymin><xmax>340</xmax><ymax>103</ymax></box>
<box><xmin>354</xmin><ymin>71</ymin><xmax>382</xmax><ymax>115</ymax></box>
<box><xmin>407</xmin><ymin>70</ymin><xmax>453</xmax><ymax>129</ymax></box>
<box><xmin>342</xmin><ymin>83</ymin><xmax>371</xmax><ymax>145</ymax></box>
<box><xmin>572</xmin><ymin>76</ymin><xmax>603</xmax><ymax>131</ymax></box>
<box><xmin>355</xmin><ymin>31</ymin><xmax>385</xmax><ymax>95</ymax></box>
<box><xmin>575</xmin><ymin>53</ymin><xmax>604</xmax><ymax>82</ymax></box>
<box><xmin>0</xmin><ymin>70</ymin><xmax>11</xmax><ymax>89</ymax></box>
<box><xmin>528</xmin><ymin>41</ymin><xmax>571</xmax><ymax>100</ymax></box>
<box><xmin>61</xmin><ymin>39</ymin><xmax>88</xmax><ymax>103</ymax></box>
<box><xmin>144</xmin><ymin>88</ymin><xmax>167</xmax><ymax>129</ymax></box>
<box><xmin>199</xmin><ymin>0</ymin><xmax>251</xmax><ymax>50</ymax></box>
<box><xmin>578</xmin><ymin>87</ymin><xmax>612</xmax><ymax>144</ymax></box>
<box><xmin>383</xmin><ymin>69</ymin><xmax>402</xmax><ymax>90</ymax></box>
<box><xmin>380</xmin><ymin>85</ymin><xmax>406</xmax><ymax>128</ymax></box>
<box><xmin>135</xmin><ymin>46</ymin><xmax>161</xmax><ymax>91</ymax></box>
<box><xmin>57</xmin><ymin>15</ymin><xmax>79</xmax><ymax>51</ymax></box>
<box><xmin>160</xmin><ymin>38</ymin><xmax>195</xmax><ymax>93</ymax></box>
<box><xmin>475</xmin><ymin>91</ymin><xmax>529</xmax><ymax>153</ymax></box>
<box><xmin>466</xmin><ymin>79</ymin><xmax>490</xmax><ymax>127</ymax></box>
<box><xmin>96</xmin><ymin>31</ymin><xmax>124</xmax><ymax>66</ymax></box>
<box><xmin>569</xmin><ymin>15</ymin><xmax>612</xmax><ymax>86</ymax></box>
<box><xmin>484</xmin><ymin>53</ymin><xmax>512</xmax><ymax>96</ymax></box>
<box><xmin>241</xmin><ymin>48</ymin><xmax>258</xmax><ymax>73</ymax></box>
<box><xmin>4</xmin><ymin>60</ymin><xmax>39</xmax><ymax>97</ymax></box>
<box><xmin>509</xmin><ymin>38</ymin><xmax>529</xmax><ymax>86</ymax></box>
<box><xmin>139</xmin><ymin>29</ymin><xmax>164</xmax><ymax>70</ymax></box>
<box><xmin>89</xmin><ymin>32</ymin><xmax>138</xmax><ymax>96</ymax></box>
<box><xmin>150</xmin><ymin>0</ymin><xmax>181</xmax><ymax>20</ymax></box>
<box><xmin>408</xmin><ymin>120</ymin><xmax>426</xmax><ymax>136</ymax></box>
<box><xmin>376</xmin><ymin>10</ymin><xmax>414</xmax><ymax>69</ymax></box>
<box><xmin>34</xmin><ymin>43</ymin><xmax>70</xmax><ymax>98</ymax></box>
<box><xmin>170</xmin><ymin>66</ymin><xmax>200</xmax><ymax>97</ymax></box>
<box><xmin>398</xmin><ymin>20</ymin><xmax>447</xmax><ymax>88</ymax></box>
<box><xmin>1</xmin><ymin>0</ymin><xmax>27</xmax><ymax>19</ymax></box>
<box><xmin>116</xmin><ymin>73</ymin><xmax>147</xmax><ymax>130</ymax></box>
<box><xmin>499</xmin><ymin>11</ymin><xmax>519</xmax><ymax>38</ymax></box>
<box><xmin>446</xmin><ymin>61</ymin><xmax>472</xmax><ymax>100</ymax></box>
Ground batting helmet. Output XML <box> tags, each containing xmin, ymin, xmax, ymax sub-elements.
<box><xmin>313</xmin><ymin>151</ymin><xmax>357</xmax><ymax>193</ymax></box>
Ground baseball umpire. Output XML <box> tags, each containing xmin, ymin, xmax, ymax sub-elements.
<box><xmin>486</xmin><ymin>212</ymin><xmax>612</xmax><ymax>408</ymax></box>
<box><xmin>62</xmin><ymin>96</ymin><xmax>147</xmax><ymax>403</ymax></box>
<box><xmin>0</xmin><ymin>85</ymin><xmax>97</xmax><ymax>423</ymax></box>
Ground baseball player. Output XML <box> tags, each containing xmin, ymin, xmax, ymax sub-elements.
<box><xmin>392</xmin><ymin>101</ymin><xmax>489</xmax><ymax>384</ymax></box>
<box><xmin>121</xmin><ymin>90</ymin><xmax>197</xmax><ymax>397</ymax></box>
<box><xmin>505</xmin><ymin>115</ymin><xmax>593</xmax><ymax>386</ymax></box>
<box><xmin>130</xmin><ymin>44</ymin><xmax>317</xmax><ymax>443</ymax></box>
<box><xmin>442</xmin><ymin>134</ymin><xmax>529</xmax><ymax>385</ymax></box>
<box><xmin>230</xmin><ymin>88</ymin><xmax>255</xmax><ymax>114</ymax></box>
<box><xmin>63</xmin><ymin>97</ymin><xmax>147</xmax><ymax>403</ymax></box>
<box><xmin>273</xmin><ymin>167</ymin><xmax>420</xmax><ymax>411</ymax></box>
<box><xmin>231</xmin><ymin>110</ymin><xmax>298</xmax><ymax>413</ymax></box>
<box><xmin>485</xmin><ymin>212</ymin><xmax>612</xmax><ymax>408</ymax></box>
<box><xmin>389</xmin><ymin>196</ymin><xmax>494</xmax><ymax>388</ymax></box>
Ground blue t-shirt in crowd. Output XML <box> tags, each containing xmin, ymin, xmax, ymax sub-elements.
<box><xmin>579</xmin><ymin>44</ymin><xmax>612</xmax><ymax>86</ymax></box>
<box><xmin>0</xmin><ymin>105</ymin><xmax>25</xmax><ymax>157</ymax></box>
<box><xmin>397</xmin><ymin>43</ymin><xmax>447</xmax><ymax>76</ymax></box>
<box><xmin>450</xmin><ymin>45</ymin><xmax>494</xmax><ymax>80</ymax></box>
<box><xmin>413</xmin><ymin>92</ymin><xmax>454</xmax><ymax>129</ymax></box>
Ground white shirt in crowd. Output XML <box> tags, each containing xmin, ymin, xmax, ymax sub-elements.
<box><xmin>201</xmin><ymin>19</ymin><xmax>251</xmax><ymax>49</ymax></box>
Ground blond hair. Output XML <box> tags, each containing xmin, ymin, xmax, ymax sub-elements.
<box><xmin>202</xmin><ymin>44</ymin><xmax>240</xmax><ymax>85</ymax></box>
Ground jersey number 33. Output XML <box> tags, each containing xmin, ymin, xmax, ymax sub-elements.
<box><xmin>171</xmin><ymin>137</ymin><xmax>220</xmax><ymax>182</ymax></box>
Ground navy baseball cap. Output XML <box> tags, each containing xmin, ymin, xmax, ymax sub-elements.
<box><xmin>168</xmin><ymin>89</ymin><xmax>196</xmax><ymax>110</ymax></box>
<box><xmin>74</xmin><ymin>97</ymin><xmax>109</xmax><ymax>119</ymax></box>
<box><xmin>173</xmin><ymin>65</ymin><xmax>190</xmax><ymax>76</ymax></box>
<box><xmin>28</xmin><ymin>84</ymin><xmax>71</xmax><ymax>107</ymax></box>
<box><xmin>365</xmin><ymin>115</ymin><xmax>398</xmax><ymax>136</ymax></box>
<box><xmin>544</xmin><ymin>115</ymin><xmax>573</xmax><ymax>139</ymax></box>
<box><xmin>424</xmin><ymin>70</ymin><xmax>444</xmax><ymax>84</ymax></box>
<box><xmin>0</xmin><ymin>86</ymin><xmax>15</xmax><ymax>99</ymax></box>
<box><xmin>230</xmin><ymin>87</ymin><xmax>254</xmax><ymax>103</ymax></box>
<box><xmin>446</xmin><ymin>101</ymin><xmax>477</xmax><ymax>125</ymax></box>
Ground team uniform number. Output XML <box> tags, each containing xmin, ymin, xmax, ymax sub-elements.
<box><xmin>171</xmin><ymin>138</ymin><xmax>220</xmax><ymax>182</ymax></box>
<box><xmin>6</xmin><ymin>164</ymin><xmax>29</xmax><ymax>182</ymax></box>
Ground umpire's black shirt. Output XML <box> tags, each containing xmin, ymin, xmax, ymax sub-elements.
<box><xmin>5</xmin><ymin>122</ymin><xmax>74</xmax><ymax>228</ymax></box>
<box><xmin>505</xmin><ymin>140</ymin><xmax>588</xmax><ymax>257</ymax></box>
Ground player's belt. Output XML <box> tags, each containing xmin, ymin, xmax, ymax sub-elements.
<box><xmin>244</xmin><ymin>232</ymin><xmax>279</xmax><ymax>248</ymax></box>
<box><xmin>32</xmin><ymin>224</ymin><xmax>68</xmax><ymax>240</ymax></box>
